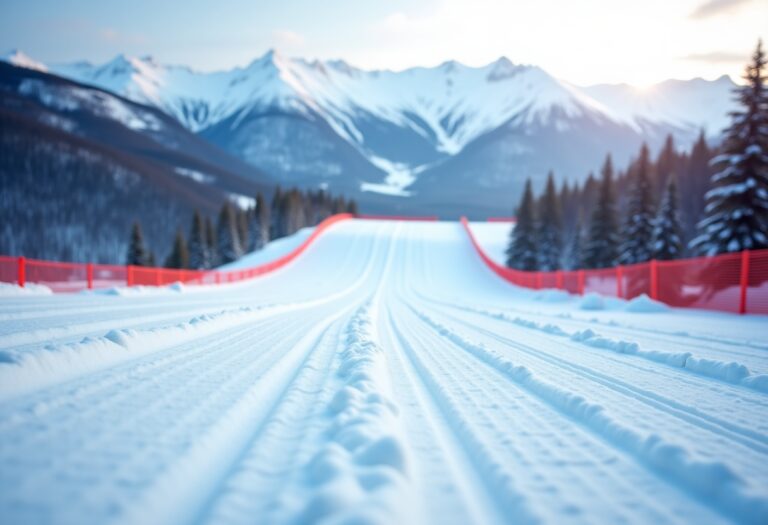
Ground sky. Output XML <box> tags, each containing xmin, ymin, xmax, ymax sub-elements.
<box><xmin>0</xmin><ymin>0</ymin><xmax>766</xmax><ymax>86</ymax></box>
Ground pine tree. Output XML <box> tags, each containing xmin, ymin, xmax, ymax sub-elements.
<box><xmin>536</xmin><ymin>172</ymin><xmax>562</xmax><ymax>271</ymax></box>
<box><xmin>146</xmin><ymin>251</ymin><xmax>157</xmax><ymax>268</ymax></box>
<box><xmin>270</xmin><ymin>186</ymin><xmax>283</xmax><ymax>239</ymax></box>
<box><xmin>690</xmin><ymin>40</ymin><xmax>768</xmax><ymax>255</ymax></box>
<box><xmin>126</xmin><ymin>222</ymin><xmax>148</xmax><ymax>266</ymax></box>
<box><xmin>583</xmin><ymin>155</ymin><xmax>620</xmax><ymax>268</ymax></box>
<box><xmin>619</xmin><ymin>143</ymin><xmax>656</xmax><ymax>264</ymax></box>
<box><xmin>681</xmin><ymin>130</ymin><xmax>713</xmax><ymax>240</ymax></box>
<box><xmin>205</xmin><ymin>216</ymin><xmax>219</xmax><ymax>267</ymax></box>
<box><xmin>217</xmin><ymin>202</ymin><xmax>243</xmax><ymax>264</ymax></box>
<box><xmin>188</xmin><ymin>211</ymin><xmax>209</xmax><ymax>269</ymax></box>
<box><xmin>347</xmin><ymin>200</ymin><xmax>359</xmax><ymax>215</ymax></box>
<box><xmin>506</xmin><ymin>179</ymin><xmax>538</xmax><ymax>270</ymax></box>
<box><xmin>563</xmin><ymin>220</ymin><xmax>583</xmax><ymax>270</ymax></box>
<box><xmin>656</xmin><ymin>134</ymin><xmax>677</xmax><ymax>191</ymax></box>
<box><xmin>237</xmin><ymin>207</ymin><xmax>250</xmax><ymax>253</ymax></box>
<box><xmin>165</xmin><ymin>229</ymin><xmax>190</xmax><ymax>269</ymax></box>
<box><xmin>250</xmin><ymin>192</ymin><xmax>269</xmax><ymax>250</ymax></box>
<box><xmin>652</xmin><ymin>175</ymin><xmax>684</xmax><ymax>260</ymax></box>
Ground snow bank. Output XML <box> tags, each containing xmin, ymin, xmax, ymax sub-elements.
<box><xmin>454</xmin><ymin>301</ymin><xmax>768</xmax><ymax>394</ymax></box>
<box><xmin>297</xmin><ymin>304</ymin><xmax>412</xmax><ymax>523</ymax></box>
<box><xmin>579</xmin><ymin>292</ymin><xmax>605</xmax><ymax>310</ymax></box>
<box><xmin>220</xmin><ymin>227</ymin><xmax>315</xmax><ymax>270</ymax></box>
<box><xmin>625</xmin><ymin>293</ymin><xmax>669</xmax><ymax>313</ymax></box>
<box><xmin>570</xmin><ymin>329</ymin><xmax>768</xmax><ymax>392</ymax></box>
<box><xmin>413</xmin><ymin>310</ymin><xmax>768</xmax><ymax>524</ymax></box>
<box><xmin>571</xmin><ymin>329</ymin><xmax>691</xmax><ymax>367</ymax></box>
<box><xmin>0</xmin><ymin>282</ymin><xmax>53</xmax><ymax>296</ymax></box>
<box><xmin>0</xmin><ymin>306</ymin><xmax>268</xmax><ymax>400</ymax></box>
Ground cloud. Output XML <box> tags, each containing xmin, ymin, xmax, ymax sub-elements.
<box><xmin>689</xmin><ymin>0</ymin><xmax>752</xmax><ymax>19</ymax></box>
<box><xmin>98</xmin><ymin>27</ymin><xmax>147</xmax><ymax>45</ymax></box>
<box><xmin>683</xmin><ymin>50</ymin><xmax>747</xmax><ymax>63</ymax></box>
<box><xmin>272</xmin><ymin>29</ymin><xmax>305</xmax><ymax>51</ymax></box>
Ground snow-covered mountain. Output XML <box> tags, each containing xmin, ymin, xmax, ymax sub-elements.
<box><xmin>2</xmin><ymin>49</ymin><xmax>737</xmax><ymax>216</ymax></box>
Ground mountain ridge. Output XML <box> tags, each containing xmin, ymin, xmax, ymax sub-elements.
<box><xmin>2</xmin><ymin>49</ymin><xmax>738</xmax><ymax>216</ymax></box>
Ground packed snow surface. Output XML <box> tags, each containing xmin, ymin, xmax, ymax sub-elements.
<box><xmin>1</xmin><ymin>219</ymin><xmax>767</xmax><ymax>525</ymax></box>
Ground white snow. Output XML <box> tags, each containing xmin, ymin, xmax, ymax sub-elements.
<box><xmin>0</xmin><ymin>219</ymin><xmax>766</xmax><ymax>524</ymax></box>
<box><xmin>0</xmin><ymin>282</ymin><xmax>53</xmax><ymax>296</ymax></box>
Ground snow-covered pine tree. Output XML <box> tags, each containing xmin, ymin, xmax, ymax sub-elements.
<box><xmin>619</xmin><ymin>144</ymin><xmax>656</xmax><ymax>264</ymax></box>
<box><xmin>217</xmin><ymin>202</ymin><xmax>243</xmax><ymax>264</ymax></box>
<box><xmin>536</xmin><ymin>172</ymin><xmax>562</xmax><ymax>271</ymax></box>
<box><xmin>188</xmin><ymin>211</ymin><xmax>209</xmax><ymax>269</ymax></box>
<box><xmin>506</xmin><ymin>179</ymin><xmax>538</xmax><ymax>270</ymax></box>
<box><xmin>126</xmin><ymin>222</ymin><xmax>148</xmax><ymax>266</ymax></box>
<box><xmin>205</xmin><ymin>216</ymin><xmax>218</xmax><ymax>267</ymax></box>
<box><xmin>583</xmin><ymin>155</ymin><xmax>619</xmax><ymax>268</ymax></box>
<box><xmin>690</xmin><ymin>40</ymin><xmax>768</xmax><ymax>255</ymax></box>
<box><xmin>652</xmin><ymin>175</ymin><xmax>683</xmax><ymax>260</ymax></box>
<box><xmin>165</xmin><ymin>229</ymin><xmax>189</xmax><ymax>269</ymax></box>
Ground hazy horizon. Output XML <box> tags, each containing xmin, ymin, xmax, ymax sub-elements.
<box><xmin>1</xmin><ymin>0</ymin><xmax>766</xmax><ymax>87</ymax></box>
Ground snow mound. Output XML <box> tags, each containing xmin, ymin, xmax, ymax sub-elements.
<box><xmin>297</xmin><ymin>304</ymin><xmax>412</xmax><ymax>523</ymax></box>
<box><xmin>625</xmin><ymin>294</ymin><xmax>669</xmax><ymax>312</ymax></box>
<box><xmin>0</xmin><ymin>282</ymin><xmax>53</xmax><ymax>296</ymax></box>
<box><xmin>570</xmin><ymin>329</ymin><xmax>768</xmax><ymax>392</ymax></box>
<box><xmin>579</xmin><ymin>293</ymin><xmax>605</xmax><ymax>310</ymax></box>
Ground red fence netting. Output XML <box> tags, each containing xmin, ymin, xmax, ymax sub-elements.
<box><xmin>460</xmin><ymin>217</ymin><xmax>768</xmax><ymax>315</ymax></box>
<box><xmin>0</xmin><ymin>213</ymin><xmax>353</xmax><ymax>295</ymax></box>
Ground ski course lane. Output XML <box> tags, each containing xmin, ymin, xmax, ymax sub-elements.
<box><xmin>0</xmin><ymin>221</ymin><xmax>395</xmax><ymax>524</ymax></box>
<box><xmin>386</xmin><ymin>223</ymin><xmax>727</xmax><ymax>524</ymax></box>
<box><xmin>190</xmin><ymin>222</ymin><xmax>404</xmax><ymax>525</ymax></box>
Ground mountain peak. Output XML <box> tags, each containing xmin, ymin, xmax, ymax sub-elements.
<box><xmin>486</xmin><ymin>56</ymin><xmax>520</xmax><ymax>82</ymax></box>
<box><xmin>2</xmin><ymin>49</ymin><xmax>47</xmax><ymax>72</ymax></box>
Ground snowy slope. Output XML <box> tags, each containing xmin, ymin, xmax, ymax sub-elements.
<box><xmin>1</xmin><ymin>219</ymin><xmax>766</xmax><ymax>524</ymax></box>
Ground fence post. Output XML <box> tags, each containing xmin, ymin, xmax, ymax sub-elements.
<box><xmin>87</xmin><ymin>263</ymin><xmax>94</xmax><ymax>290</ymax></box>
<box><xmin>17</xmin><ymin>256</ymin><xmax>25</xmax><ymax>287</ymax></box>
<box><xmin>650</xmin><ymin>259</ymin><xmax>659</xmax><ymax>300</ymax></box>
<box><xmin>739</xmin><ymin>250</ymin><xmax>750</xmax><ymax>315</ymax></box>
<box><xmin>577</xmin><ymin>270</ymin><xmax>585</xmax><ymax>295</ymax></box>
<box><xmin>126</xmin><ymin>265</ymin><xmax>134</xmax><ymax>287</ymax></box>
<box><xmin>616</xmin><ymin>265</ymin><xmax>623</xmax><ymax>298</ymax></box>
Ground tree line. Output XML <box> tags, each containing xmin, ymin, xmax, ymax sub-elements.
<box><xmin>507</xmin><ymin>40</ymin><xmax>768</xmax><ymax>271</ymax></box>
<box><xmin>126</xmin><ymin>187</ymin><xmax>358</xmax><ymax>268</ymax></box>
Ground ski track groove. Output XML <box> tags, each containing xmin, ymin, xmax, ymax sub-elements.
<box><xmin>424</xmin><ymin>302</ymin><xmax>768</xmax><ymax>453</ymax></box>
<box><xmin>405</xmin><ymin>302</ymin><xmax>766</xmax><ymax>524</ymax></box>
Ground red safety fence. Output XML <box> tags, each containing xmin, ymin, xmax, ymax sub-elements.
<box><xmin>461</xmin><ymin>217</ymin><xmax>768</xmax><ymax>315</ymax></box>
<box><xmin>486</xmin><ymin>217</ymin><xmax>517</xmax><ymax>223</ymax></box>
<box><xmin>0</xmin><ymin>213</ymin><xmax>353</xmax><ymax>294</ymax></box>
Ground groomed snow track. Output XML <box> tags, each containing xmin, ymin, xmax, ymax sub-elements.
<box><xmin>1</xmin><ymin>219</ymin><xmax>767</xmax><ymax>525</ymax></box>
